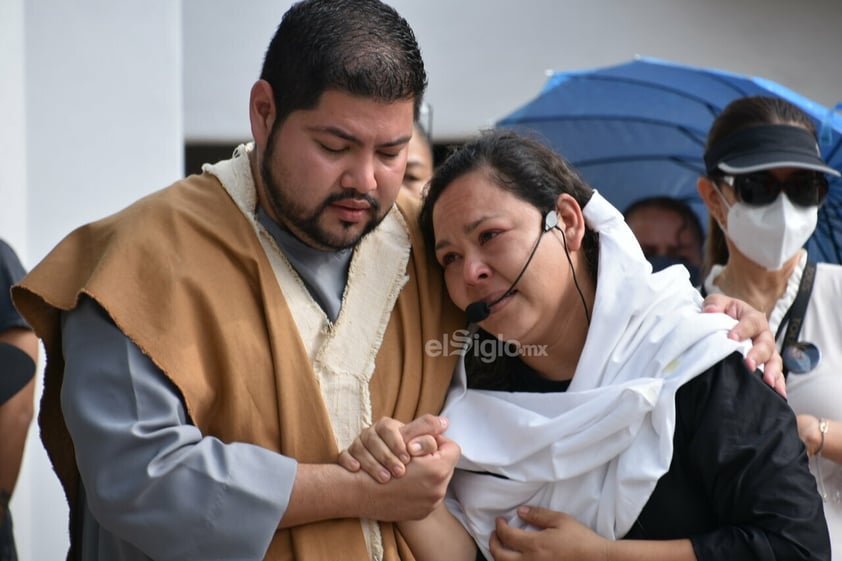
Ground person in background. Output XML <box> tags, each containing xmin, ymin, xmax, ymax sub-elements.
<box><xmin>624</xmin><ymin>196</ymin><xmax>704</xmax><ymax>286</ymax></box>
<box><xmin>697</xmin><ymin>95</ymin><xmax>842</xmax><ymax>558</ymax></box>
<box><xmin>342</xmin><ymin>129</ymin><xmax>828</xmax><ymax>561</ymax></box>
<box><xmin>401</xmin><ymin>121</ymin><xmax>434</xmax><ymax>197</ymax></box>
<box><xmin>0</xmin><ymin>239</ymin><xmax>38</xmax><ymax>561</ymax></box>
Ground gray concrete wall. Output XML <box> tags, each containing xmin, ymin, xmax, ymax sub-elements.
<box><xmin>183</xmin><ymin>0</ymin><xmax>842</xmax><ymax>143</ymax></box>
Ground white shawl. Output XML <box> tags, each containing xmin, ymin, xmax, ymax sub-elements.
<box><xmin>441</xmin><ymin>191</ymin><xmax>748</xmax><ymax>560</ymax></box>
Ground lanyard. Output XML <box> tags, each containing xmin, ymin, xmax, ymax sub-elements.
<box><xmin>774</xmin><ymin>261</ymin><xmax>817</xmax><ymax>379</ymax></box>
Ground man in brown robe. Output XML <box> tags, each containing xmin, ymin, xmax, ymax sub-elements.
<box><xmin>13</xmin><ymin>1</ymin><xmax>463</xmax><ymax>559</ymax></box>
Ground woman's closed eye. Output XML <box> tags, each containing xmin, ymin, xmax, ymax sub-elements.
<box><xmin>478</xmin><ymin>230</ymin><xmax>501</xmax><ymax>245</ymax></box>
<box><xmin>439</xmin><ymin>252</ymin><xmax>459</xmax><ymax>267</ymax></box>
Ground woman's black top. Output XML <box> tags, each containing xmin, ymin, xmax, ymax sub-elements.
<box><xmin>474</xmin><ymin>352</ymin><xmax>829</xmax><ymax>561</ymax></box>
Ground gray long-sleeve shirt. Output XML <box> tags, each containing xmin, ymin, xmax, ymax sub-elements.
<box><xmin>61</xmin><ymin>297</ymin><xmax>297</xmax><ymax>560</ymax></box>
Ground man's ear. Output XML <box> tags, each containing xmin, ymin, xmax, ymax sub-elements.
<box><xmin>554</xmin><ymin>193</ymin><xmax>586</xmax><ymax>251</ymax></box>
<box><xmin>250</xmin><ymin>80</ymin><xmax>276</xmax><ymax>150</ymax></box>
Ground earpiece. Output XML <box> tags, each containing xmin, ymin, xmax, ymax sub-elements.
<box><xmin>544</xmin><ymin>210</ymin><xmax>559</xmax><ymax>231</ymax></box>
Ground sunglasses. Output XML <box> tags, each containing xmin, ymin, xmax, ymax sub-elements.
<box><xmin>718</xmin><ymin>171</ymin><xmax>829</xmax><ymax>207</ymax></box>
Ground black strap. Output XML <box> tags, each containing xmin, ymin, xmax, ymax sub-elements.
<box><xmin>775</xmin><ymin>261</ymin><xmax>817</xmax><ymax>379</ymax></box>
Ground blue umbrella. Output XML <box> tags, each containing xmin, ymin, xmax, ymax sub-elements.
<box><xmin>497</xmin><ymin>56</ymin><xmax>842</xmax><ymax>264</ymax></box>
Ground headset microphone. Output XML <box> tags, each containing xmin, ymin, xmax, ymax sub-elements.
<box><xmin>465</xmin><ymin>210</ymin><xmax>559</xmax><ymax>324</ymax></box>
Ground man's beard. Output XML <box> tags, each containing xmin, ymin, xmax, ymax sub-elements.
<box><xmin>260</xmin><ymin>131</ymin><xmax>384</xmax><ymax>250</ymax></box>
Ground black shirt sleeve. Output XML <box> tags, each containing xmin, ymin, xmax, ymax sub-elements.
<box><xmin>634</xmin><ymin>352</ymin><xmax>830</xmax><ymax>561</ymax></box>
<box><xmin>0</xmin><ymin>239</ymin><xmax>29</xmax><ymax>332</ymax></box>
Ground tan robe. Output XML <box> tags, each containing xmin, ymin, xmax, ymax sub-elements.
<box><xmin>13</xmin><ymin>167</ymin><xmax>463</xmax><ymax>560</ymax></box>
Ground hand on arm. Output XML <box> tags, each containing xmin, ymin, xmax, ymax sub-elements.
<box><xmin>702</xmin><ymin>293</ymin><xmax>785</xmax><ymax>397</ymax></box>
<box><xmin>490</xmin><ymin>506</ymin><xmax>695</xmax><ymax>561</ymax></box>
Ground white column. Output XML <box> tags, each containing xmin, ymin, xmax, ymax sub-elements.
<box><xmin>10</xmin><ymin>2</ymin><xmax>185</xmax><ymax>559</ymax></box>
<box><xmin>0</xmin><ymin>0</ymin><xmax>29</xmax><ymax>258</ymax></box>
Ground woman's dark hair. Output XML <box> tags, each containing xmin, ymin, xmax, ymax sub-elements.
<box><xmin>703</xmin><ymin>96</ymin><xmax>817</xmax><ymax>277</ymax></box>
<box><xmin>419</xmin><ymin>129</ymin><xmax>599</xmax><ymax>390</ymax></box>
<box><xmin>260</xmin><ymin>0</ymin><xmax>427</xmax><ymax>127</ymax></box>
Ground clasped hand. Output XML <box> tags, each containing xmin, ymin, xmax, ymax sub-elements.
<box><xmin>339</xmin><ymin>414</ymin><xmax>450</xmax><ymax>483</ymax></box>
<box><xmin>340</xmin><ymin>415</ymin><xmax>460</xmax><ymax>521</ymax></box>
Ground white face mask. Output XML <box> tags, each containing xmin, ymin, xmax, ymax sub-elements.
<box><xmin>718</xmin><ymin>192</ymin><xmax>818</xmax><ymax>271</ymax></box>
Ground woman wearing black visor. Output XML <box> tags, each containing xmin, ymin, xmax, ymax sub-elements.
<box><xmin>697</xmin><ymin>95</ymin><xmax>841</xmax><ymax>558</ymax></box>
